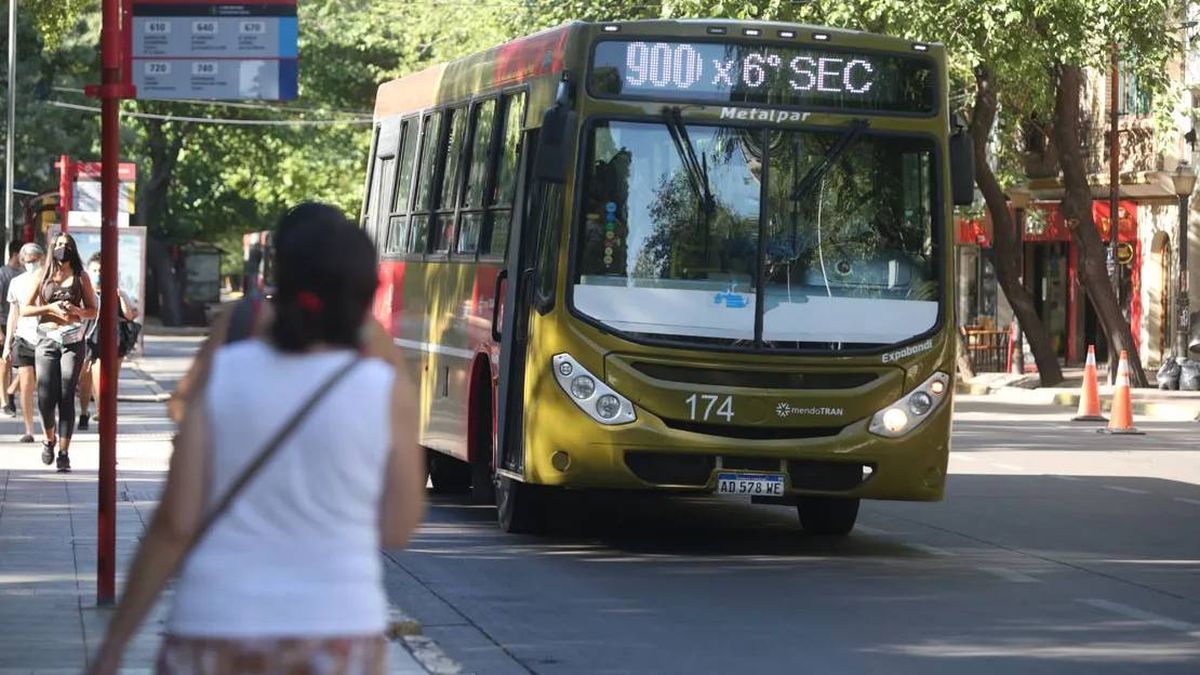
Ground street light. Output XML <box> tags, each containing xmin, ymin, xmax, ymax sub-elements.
<box><xmin>1171</xmin><ymin>162</ymin><xmax>1196</xmax><ymax>360</ymax></box>
<box><xmin>1009</xmin><ymin>185</ymin><xmax>1032</xmax><ymax>374</ymax></box>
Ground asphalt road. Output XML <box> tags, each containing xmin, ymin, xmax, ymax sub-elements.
<box><xmin>383</xmin><ymin>400</ymin><xmax>1200</xmax><ymax>674</ymax></box>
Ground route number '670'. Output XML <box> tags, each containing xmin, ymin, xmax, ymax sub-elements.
<box><xmin>684</xmin><ymin>394</ymin><xmax>734</xmax><ymax>422</ymax></box>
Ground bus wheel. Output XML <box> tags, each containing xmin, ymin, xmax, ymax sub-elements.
<box><xmin>469</xmin><ymin>380</ymin><xmax>496</xmax><ymax>505</ymax></box>
<box><xmin>428</xmin><ymin>450</ymin><xmax>471</xmax><ymax>493</ymax></box>
<box><xmin>797</xmin><ymin>497</ymin><xmax>860</xmax><ymax>536</ymax></box>
<box><xmin>470</xmin><ymin>459</ymin><xmax>495</xmax><ymax>505</ymax></box>
<box><xmin>496</xmin><ymin>476</ymin><xmax>545</xmax><ymax>534</ymax></box>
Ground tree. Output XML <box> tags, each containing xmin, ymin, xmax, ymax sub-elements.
<box><xmin>1</xmin><ymin>7</ymin><xmax>99</xmax><ymax>237</ymax></box>
<box><xmin>970</xmin><ymin>64</ymin><xmax>1064</xmax><ymax>383</ymax></box>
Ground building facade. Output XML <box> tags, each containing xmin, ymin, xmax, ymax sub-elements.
<box><xmin>958</xmin><ymin>37</ymin><xmax>1200</xmax><ymax>373</ymax></box>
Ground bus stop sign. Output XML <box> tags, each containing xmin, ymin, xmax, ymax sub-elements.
<box><xmin>130</xmin><ymin>1</ymin><xmax>298</xmax><ymax>100</ymax></box>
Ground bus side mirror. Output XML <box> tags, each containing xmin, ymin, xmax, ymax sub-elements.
<box><xmin>534</xmin><ymin>104</ymin><xmax>576</xmax><ymax>184</ymax></box>
<box><xmin>949</xmin><ymin>125</ymin><xmax>975</xmax><ymax>206</ymax></box>
<box><xmin>534</xmin><ymin>78</ymin><xmax>576</xmax><ymax>184</ymax></box>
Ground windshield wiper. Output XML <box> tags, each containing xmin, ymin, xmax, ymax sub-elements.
<box><xmin>663</xmin><ymin>107</ymin><xmax>716</xmax><ymax>214</ymax></box>
<box><xmin>790</xmin><ymin>118</ymin><xmax>870</xmax><ymax>202</ymax></box>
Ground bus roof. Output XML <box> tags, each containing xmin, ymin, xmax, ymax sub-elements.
<box><xmin>372</xmin><ymin>19</ymin><xmax>943</xmax><ymax>119</ymax></box>
<box><xmin>374</xmin><ymin>23</ymin><xmax>576</xmax><ymax>119</ymax></box>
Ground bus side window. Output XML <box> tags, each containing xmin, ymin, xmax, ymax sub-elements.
<box><xmin>361</xmin><ymin>125</ymin><xmax>381</xmax><ymax>231</ymax></box>
<box><xmin>387</xmin><ymin>118</ymin><xmax>418</xmax><ymax>255</ymax></box>
<box><xmin>368</xmin><ymin>118</ymin><xmax>401</xmax><ymax>249</ymax></box>
<box><xmin>432</xmin><ymin>106</ymin><xmax>467</xmax><ymax>254</ymax></box>
<box><xmin>456</xmin><ymin>99</ymin><xmax>498</xmax><ymax>257</ymax></box>
<box><xmin>483</xmin><ymin>91</ymin><xmax>526</xmax><ymax>258</ymax></box>
<box><xmin>409</xmin><ymin>111</ymin><xmax>442</xmax><ymax>255</ymax></box>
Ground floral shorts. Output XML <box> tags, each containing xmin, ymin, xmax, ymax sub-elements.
<box><xmin>156</xmin><ymin>634</ymin><xmax>387</xmax><ymax>675</ymax></box>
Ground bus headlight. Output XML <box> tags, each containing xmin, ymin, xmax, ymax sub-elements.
<box><xmin>570</xmin><ymin>375</ymin><xmax>596</xmax><ymax>399</ymax></box>
<box><xmin>869</xmin><ymin>371</ymin><xmax>950</xmax><ymax>438</ymax></box>
<box><xmin>552</xmin><ymin>354</ymin><xmax>636</xmax><ymax>425</ymax></box>
<box><xmin>595</xmin><ymin>395</ymin><xmax>621</xmax><ymax>420</ymax></box>
<box><xmin>881</xmin><ymin>408</ymin><xmax>909</xmax><ymax>433</ymax></box>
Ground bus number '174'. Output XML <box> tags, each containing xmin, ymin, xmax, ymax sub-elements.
<box><xmin>685</xmin><ymin>394</ymin><xmax>734</xmax><ymax>422</ymax></box>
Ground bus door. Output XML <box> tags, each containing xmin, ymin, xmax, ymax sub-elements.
<box><xmin>495</xmin><ymin>123</ymin><xmax>569</xmax><ymax>477</ymax></box>
<box><xmin>495</xmin><ymin>129</ymin><xmax>541</xmax><ymax>477</ymax></box>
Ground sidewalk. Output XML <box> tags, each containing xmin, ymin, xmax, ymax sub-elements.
<box><xmin>957</xmin><ymin>367</ymin><xmax>1200</xmax><ymax>421</ymax></box>
<box><xmin>0</xmin><ymin>335</ymin><xmax>454</xmax><ymax>674</ymax></box>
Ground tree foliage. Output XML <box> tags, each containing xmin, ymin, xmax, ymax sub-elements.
<box><xmin>8</xmin><ymin>0</ymin><xmax>1188</xmax><ymax>342</ymax></box>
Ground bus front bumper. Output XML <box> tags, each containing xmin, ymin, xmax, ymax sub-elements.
<box><xmin>523</xmin><ymin>391</ymin><xmax>952</xmax><ymax>502</ymax></box>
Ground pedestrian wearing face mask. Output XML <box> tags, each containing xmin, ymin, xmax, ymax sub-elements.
<box><xmin>3</xmin><ymin>243</ymin><xmax>46</xmax><ymax>443</ymax></box>
<box><xmin>21</xmin><ymin>233</ymin><xmax>97</xmax><ymax>471</ymax></box>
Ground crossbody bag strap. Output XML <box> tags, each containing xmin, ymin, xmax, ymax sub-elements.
<box><xmin>186</xmin><ymin>356</ymin><xmax>363</xmax><ymax>554</ymax></box>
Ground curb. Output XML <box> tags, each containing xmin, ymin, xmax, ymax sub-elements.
<box><xmin>957</xmin><ymin>384</ymin><xmax>1200</xmax><ymax>421</ymax></box>
<box><xmin>400</xmin><ymin>636</ymin><xmax>470</xmax><ymax>675</ymax></box>
<box><xmin>387</xmin><ymin>609</ymin><xmax>470</xmax><ymax>674</ymax></box>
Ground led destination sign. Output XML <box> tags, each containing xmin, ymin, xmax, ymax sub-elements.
<box><xmin>589</xmin><ymin>40</ymin><xmax>935</xmax><ymax>113</ymax></box>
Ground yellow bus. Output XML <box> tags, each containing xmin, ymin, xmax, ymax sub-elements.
<box><xmin>363</xmin><ymin>20</ymin><xmax>974</xmax><ymax>534</ymax></box>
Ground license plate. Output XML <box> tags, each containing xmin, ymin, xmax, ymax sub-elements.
<box><xmin>716</xmin><ymin>472</ymin><xmax>785</xmax><ymax>496</ymax></box>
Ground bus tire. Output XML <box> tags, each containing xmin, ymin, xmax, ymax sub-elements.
<box><xmin>428</xmin><ymin>450</ymin><xmax>471</xmax><ymax>493</ymax></box>
<box><xmin>496</xmin><ymin>476</ymin><xmax>544</xmax><ymax>534</ymax></box>
<box><xmin>471</xmin><ymin>460</ymin><xmax>495</xmax><ymax>505</ymax></box>
<box><xmin>797</xmin><ymin>497</ymin><xmax>860</xmax><ymax>536</ymax></box>
<box><xmin>469</xmin><ymin>376</ymin><xmax>496</xmax><ymax>505</ymax></box>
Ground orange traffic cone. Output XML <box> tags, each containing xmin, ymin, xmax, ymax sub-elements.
<box><xmin>1099</xmin><ymin>350</ymin><xmax>1144</xmax><ymax>435</ymax></box>
<box><xmin>1072</xmin><ymin>345</ymin><xmax>1107</xmax><ymax>422</ymax></box>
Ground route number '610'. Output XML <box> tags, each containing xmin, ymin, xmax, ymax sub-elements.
<box><xmin>685</xmin><ymin>394</ymin><xmax>734</xmax><ymax>422</ymax></box>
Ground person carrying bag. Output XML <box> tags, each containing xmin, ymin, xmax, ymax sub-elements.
<box><xmin>89</xmin><ymin>204</ymin><xmax>425</xmax><ymax>675</ymax></box>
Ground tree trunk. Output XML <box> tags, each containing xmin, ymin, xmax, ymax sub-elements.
<box><xmin>971</xmin><ymin>65</ymin><xmax>1064</xmax><ymax>386</ymax></box>
<box><xmin>135</xmin><ymin>114</ymin><xmax>190</xmax><ymax>326</ymax></box>
<box><xmin>1051</xmin><ymin>64</ymin><xmax>1148</xmax><ymax>387</ymax></box>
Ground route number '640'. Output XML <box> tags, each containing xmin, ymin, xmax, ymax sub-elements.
<box><xmin>685</xmin><ymin>394</ymin><xmax>734</xmax><ymax>422</ymax></box>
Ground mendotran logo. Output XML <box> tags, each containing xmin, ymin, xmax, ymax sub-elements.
<box><xmin>719</xmin><ymin>107</ymin><xmax>808</xmax><ymax>124</ymax></box>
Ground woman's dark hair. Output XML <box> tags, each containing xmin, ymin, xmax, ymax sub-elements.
<box><xmin>40</xmin><ymin>232</ymin><xmax>85</xmax><ymax>289</ymax></box>
<box><xmin>269</xmin><ymin>202</ymin><xmax>378</xmax><ymax>352</ymax></box>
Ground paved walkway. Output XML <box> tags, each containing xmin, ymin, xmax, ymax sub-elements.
<box><xmin>0</xmin><ymin>335</ymin><xmax>443</xmax><ymax>674</ymax></box>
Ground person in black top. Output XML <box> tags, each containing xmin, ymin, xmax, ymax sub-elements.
<box><xmin>21</xmin><ymin>233</ymin><xmax>97</xmax><ymax>471</ymax></box>
<box><xmin>0</xmin><ymin>240</ymin><xmax>24</xmax><ymax>415</ymax></box>
<box><xmin>77</xmin><ymin>252</ymin><xmax>140</xmax><ymax>430</ymax></box>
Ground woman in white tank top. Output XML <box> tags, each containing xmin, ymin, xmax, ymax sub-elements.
<box><xmin>90</xmin><ymin>204</ymin><xmax>426</xmax><ymax>674</ymax></box>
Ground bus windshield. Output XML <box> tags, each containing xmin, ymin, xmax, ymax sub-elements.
<box><xmin>573</xmin><ymin>120</ymin><xmax>939</xmax><ymax>349</ymax></box>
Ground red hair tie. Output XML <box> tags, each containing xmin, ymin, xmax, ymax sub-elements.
<box><xmin>296</xmin><ymin>291</ymin><xmax>323</xmax><ymax>314</ymax></box>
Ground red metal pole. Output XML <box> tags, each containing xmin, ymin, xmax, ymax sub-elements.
<box><xmin>96</xmin><ymin>0</ymin><xmax>124</xmax><ymax>607</ymax></box>
<box><xmin>57</xmin><ymin>155</ymin><xmax>72</xmax><ymax>232</ymax></box>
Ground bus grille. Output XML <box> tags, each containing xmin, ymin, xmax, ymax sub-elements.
<box><xmin>631</xmin><ymin>362</ymin><xmax>877</xmax><ymax>389</ymax></box>
<box><xmin>624</xmin><ymin>452</ymin><xmax>873</xmax><ymax>492</ymax></box>
<box><xmin>625</xmin><ymin>451</ymin><xmax>714</xmax><ymax>486</ymax></box>
<box><xmin>661</xmin><ymin>418</ymin><xmax>847</xmax><ymax>440</ymax></box>
<box><xmin>787</xmin><ymin>460</ymin><xmax>873</xmax><ymax>491</ymax></box>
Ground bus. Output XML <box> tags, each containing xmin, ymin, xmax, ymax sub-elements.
<box><xmin>362</xmin><ymin>20</ymin><xmax>974</xmax><ymax>535</ymax></box>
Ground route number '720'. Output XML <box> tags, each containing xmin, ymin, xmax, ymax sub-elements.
<box><xmin>685</xmin><ymin>394</ymin><xmax>735</xmax><ymax>422</ymax></box>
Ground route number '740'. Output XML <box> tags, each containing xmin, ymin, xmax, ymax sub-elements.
<box><xmin>685</xmin><ymin>394</ymin><xmax>734</xmax><ymax>422</ymax></box>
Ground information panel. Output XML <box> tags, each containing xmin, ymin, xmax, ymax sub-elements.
<box><xmin>72</xmin><ymin>162</ymin><xmax>137</xmax><ymax>214</ymax></box>
<box><xmin>589</xmin><ymin>40</ymin><xmax>935</xmax><ymax>114</ymax></box>
<box><xmin>131</xmin><ymin>1</ymin><xmax>298</xmax><ymax>100</ymax></box>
